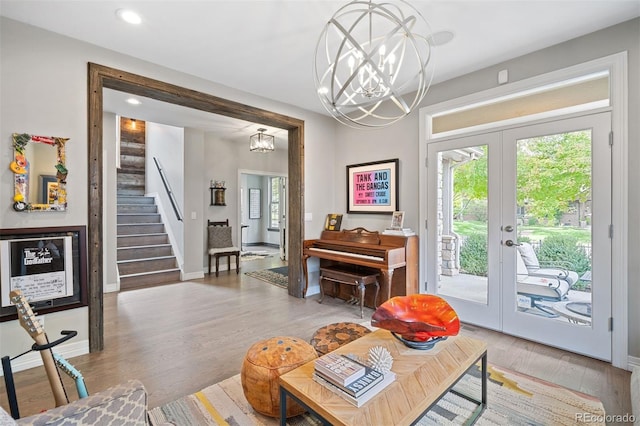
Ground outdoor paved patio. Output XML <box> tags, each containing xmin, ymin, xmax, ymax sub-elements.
<box><xmin>438</xmin><ymin>273</ymin><xmax>591</xmax><ymax>325</ymax></box>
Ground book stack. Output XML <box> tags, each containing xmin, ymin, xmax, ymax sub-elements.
<box><xmin>382</xmin><ymin>228</ymin><xmax>415</xmax><ymax>236</ymax></box>
<box><xmin>313</xmin><ymin>352</ymin><xmax>396</xmax><ymax>407</ymax></box>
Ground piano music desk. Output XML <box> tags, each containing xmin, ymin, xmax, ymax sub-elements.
<box><xmin>319</xmin><ymin>266</ymin><xmax>379</xmax><ymax>318</ymax></box>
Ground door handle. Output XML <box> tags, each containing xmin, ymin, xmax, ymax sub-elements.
<box><xmin>504</xmin><ymin>240</ymin><xmax>521</xmax><ymax>247</ymax></box>
<box><xmin>503</xmin><ymin>225</ymin><xmax>514</xmax><ymax>232</ymax></box>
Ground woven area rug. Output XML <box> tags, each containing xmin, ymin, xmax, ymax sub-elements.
<box><xmin>245</xmin><ymin>266</ymin><xmax>288</xmax><ymax>289</ymax></box>
<box><xmin>240</xmin><ymin>253</ymin><xmax>272</xmax><ymax>262</ymax></box>
<box><xmin>148</xmin><ymin>363</ymin><xmax>605</xmax><ymax>426</ymax></box>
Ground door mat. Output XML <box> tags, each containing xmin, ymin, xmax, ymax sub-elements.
<box><xmin>149</xmin><ymin>363</ymin><xmax>605</xmax><ymax>425</ymax></box>
<box><xmin>245</xmin><ymin>266</ymin><xmax>288</xmax><ymax>289</ymax></box>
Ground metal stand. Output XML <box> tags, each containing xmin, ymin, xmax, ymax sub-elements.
<box><xmin>1</xmin><ymin>330</ymin><xmax>77</xmax><ymax>419</ymax></box>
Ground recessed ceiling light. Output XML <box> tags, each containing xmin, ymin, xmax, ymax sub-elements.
<box><xmin>126</xmin><ymin>98</ymin><xmax>141</xmax><ymax>105</ymax></box>
<box><xmin>116</xmin><ymin>9</ymin><xmax>142</xmax><ymax>25</ymax></box>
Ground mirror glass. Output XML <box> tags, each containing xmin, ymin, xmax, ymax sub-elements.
<box><xmin>11</xmin><ymin>133</ymin><xmax>68</xmax><ymax>212</ymax></box>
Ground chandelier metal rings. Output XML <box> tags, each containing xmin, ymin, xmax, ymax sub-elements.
<box><xmin>314</xmin><ymin>0</ymin><xmax>435</xmax><ymax>128</ymax></box>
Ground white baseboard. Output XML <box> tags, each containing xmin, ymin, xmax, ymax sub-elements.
<box><xmin>0</xmin><ymin>339</ymin><xmax>89</xmax><ymax>376</ymax></box>
<box><xmin>104</xmin><ymin>282</ymin><xmax>119</xmax><ymax>293</ymax></box>
<box><xmin>183</xmin><ymin>270</ymin><xmax>204</xmax><ymax>281</ymax></box>
<box><xmin>628</xmin><ymin>355</ymin><xmax>640</xmax><ymax>370</ymax></box>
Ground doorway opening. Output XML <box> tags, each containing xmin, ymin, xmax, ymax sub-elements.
<box><xmin>239</xmin><ymin>171</ymin><xmax>288</xmax><ymax>263</ymax></box>
<box><xmin>88</xmin><ymin>63</ymin><xmax>305</xmax><ymax>351</ymax></box>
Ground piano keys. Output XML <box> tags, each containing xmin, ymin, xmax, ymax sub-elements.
<box><xmin>303</xmin><ymin>227</ymin><xmax>418</xmax><ymax>307</ymax></box>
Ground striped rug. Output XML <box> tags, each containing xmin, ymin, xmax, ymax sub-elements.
<box><xmin>148</xmin><ymin>363</ymin><xmax>605</xmax><ymax>425</ymax></box>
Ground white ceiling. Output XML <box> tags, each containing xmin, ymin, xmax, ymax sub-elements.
<box><xmin>2</xmin><ymin>0</ymin><xmax>639</xmax><ymax>138</ymax></box>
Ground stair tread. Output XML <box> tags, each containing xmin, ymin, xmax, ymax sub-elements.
<box><xmin>118</xmin><ymin>244</ymin><xmax>171</xmax><ymax>249</ymax></box>
<box><xmin>120</xmin><ymin>268</ymin><xmax>180</xmax><ymax>278</ymax></box>
<box><xmin>117</xmin><ymin>256</ymin><xmax>176</xmax><ymax>264</ymax></box>
<box><xmin>117</xmin><ymin>233</ymin><xmax>168</xmax><ymax>237</ymax></box>
<box><xmin>117</xmin><ymin>222</ymin><xmax>164</xmax><ymax>226</ymax></box>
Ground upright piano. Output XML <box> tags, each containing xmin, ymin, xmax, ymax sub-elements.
<box><xmin>303</xmin><ymin>227</ymin><xmax>418</xmax><ymax>307</ymax></box>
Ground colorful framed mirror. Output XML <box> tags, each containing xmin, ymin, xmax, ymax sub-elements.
<box><xmin>10</xmin><ymin>133</ymin><xmax>68</xmax><ymax>212</ymax></box>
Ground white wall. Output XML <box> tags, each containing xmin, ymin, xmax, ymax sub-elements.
<box><xmin>183</xmin><ymin>128</ymin><xmax>206</xmax><ymax>280</ymax></box>
<box><xmin>0</xmin><ymin>17</ymin><xmax>337</xmax><ymax>363</ymax></box>
<box><xmin>203</xmin><ymin>132</ymin><xmax>288</xmax><ymax>256</ymax></box>
<box><xmin>103</xmin><ymin>113</ymin><xmax>119</xmax><ymax>291</ymax></box>
<box><xmin>146</xmin><ymin>122</ymin><xmax>185</xmax><ymax>262</ymax></box>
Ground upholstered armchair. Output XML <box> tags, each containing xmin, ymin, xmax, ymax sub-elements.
<box><xmin>207</xmin><ymin>220</ymin><xmax>240</xmax><ymax>277</ymax></box>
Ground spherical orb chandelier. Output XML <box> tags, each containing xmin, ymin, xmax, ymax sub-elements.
<box><xmin>314</xmin><ymin>0</ymin><xmax>435</xmax><ymax>128</ymax></box>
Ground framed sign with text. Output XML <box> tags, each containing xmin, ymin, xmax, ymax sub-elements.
<box><xmin>0</xmin><ymin>226</ymin><xmax>87</xmax><ymax>321</ymax></box>
<box><xmin>347</xmin><ymin>158</ymin><xmax>399</xmax><ymax>214</ymax></box>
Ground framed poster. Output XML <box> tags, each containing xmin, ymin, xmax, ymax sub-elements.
<box><xmin>0</xmin><ymin>226</ymin><xmax>88</xmax><ymax>321</ymax></box>
<box><xmin>249</xmin><ymin>188</ymin><xmax>261</xmax><ymax>219</ymax></box>
<box><xmin>347</xmin><ymin>159</ymin><xmax>399</xmax><ymax>214</ymax></box>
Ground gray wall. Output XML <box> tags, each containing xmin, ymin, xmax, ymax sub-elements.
<box><xmin>0</xmin><ymin>16</ymin><xmax>637</xmax><ymax>364</ymax></box>
<box><xmin>332</xmin><ymin>18</ymin><xmax>640</xmax><ymax>359</ymax></box>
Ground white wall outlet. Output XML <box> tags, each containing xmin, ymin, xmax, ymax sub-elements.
<box><xmin>191</xmin><ymin>211</ymin><xmax>197</xmax><ymax>220</ymax></box>
<box><xmin>304</xmin><ymin>212</ymin><xmax>313</xmax><ymax>221</ymax></box>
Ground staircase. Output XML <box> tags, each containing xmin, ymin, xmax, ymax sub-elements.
<box><xmin>117</xmin><ymin>195</ymin><xmax>181</xmax><ymax>289</ymax></box>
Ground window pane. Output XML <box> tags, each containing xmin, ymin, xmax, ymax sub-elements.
<box><xmin>270</xmin><ymin>177</ymin><xmax>280</xmax><ymax>229</ymax></box>
<box><xmin>271</xmin><ymin>178</ymin><xmax>279</xmax><ymax>202</ymax></box>
<box><xmin>437</xmin><ymin>145</ymin><xmax>489</xmax><ymax>305</ymax></box>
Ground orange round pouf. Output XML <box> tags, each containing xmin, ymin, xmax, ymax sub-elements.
<box><xmin>241</xmin><ymin>336</ymin><xmax>317</xmax><ymax>418</ymax></box>
<box><xmin>310</xmin><ymin>322</ymin><xmax>371</xmax><ymax>356</ymax></box>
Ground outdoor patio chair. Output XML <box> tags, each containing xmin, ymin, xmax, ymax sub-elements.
<box><xmin>517</xmin><ymin>242</ymin><xmax>579</xmax><ymax>287</ymax></box>
<box><xmin>516</xmin><ymin>249</ymin><xmax>570</xmax><ymax>317</ymax></box>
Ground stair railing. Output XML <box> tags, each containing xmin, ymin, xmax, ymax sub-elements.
<box><xmin>153</xmin><ymin>157</ymin><xmax>183</xmax><ymax>222</ymax></box>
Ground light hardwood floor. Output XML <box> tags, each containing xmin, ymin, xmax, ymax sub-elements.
<box><xmin>1</xmin><ymin>255</ymin><xmax>632</xmax><ymax>421</ymax></box>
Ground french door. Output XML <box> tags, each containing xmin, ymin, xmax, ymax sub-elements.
<box><xmin>426</xmin><ymin>113</ymin><xmax>612</xmax><ymax>360</ymax></box>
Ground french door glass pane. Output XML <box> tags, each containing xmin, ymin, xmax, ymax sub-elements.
<box><xmin>437</xmin><ymin>145</ymin><xmax>488</xmax><ymax>305</ymax></box>
<box><xmin>514</xmin><ymin>131</ymin><xmax>592</xmax><ymax>326</ymax></box>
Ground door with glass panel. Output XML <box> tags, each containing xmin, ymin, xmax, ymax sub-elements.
<box><xmin>426</xmin><ymin>132</ymin><xmax>502</xmax><ymax>331</ymax></box>
<box><xmin>427</xmin><ymin>113</ymin><xmax>611</xmax><ymax>360</ymax></box>
<box><xmin>501</xmin><ymin>113</ymin><xmax>611</xmax><ymax>360</ymax></box>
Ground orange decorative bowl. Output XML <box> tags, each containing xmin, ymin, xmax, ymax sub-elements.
<box><xmin>371</xmin><ymin>295</ymin><xmax>460</xmax><ymax>350</ymax></box>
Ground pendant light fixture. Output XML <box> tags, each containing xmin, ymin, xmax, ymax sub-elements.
<box><xmin>314</xmin><ymin>0</ymin><xmax>435</xmax><ymax>128</ymax></box>
<box><xmin>249</xmin><ymin>128</ymin><xmax>275</xmax><ymax>152</ymax></box>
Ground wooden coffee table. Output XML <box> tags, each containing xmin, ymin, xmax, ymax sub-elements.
<box><xmin>279</xmin><ymin>329</ymin><xmax>487</xmax><ymax>425</ymax></box>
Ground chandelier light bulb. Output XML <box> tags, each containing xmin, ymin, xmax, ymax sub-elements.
<box><xmin>314</xmin><ymin>0</ymin><xmax>435</xmax><ymax>128</ymax></box>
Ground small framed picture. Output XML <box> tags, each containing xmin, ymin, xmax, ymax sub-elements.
<box><xmin>324</xmin><ymin>214</ymin><xmax>343</xmax><ymax>231</ymax></box>
<box><xmin>390</xmin><ymin>211</ymin><xmax>405</xmax><ymax>229</ymax></box>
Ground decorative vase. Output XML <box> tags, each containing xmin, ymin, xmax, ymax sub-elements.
<box><xmin>371</xmin><ymin>294</ymin><xmax>460</xmax><ymax>350</ymax></box>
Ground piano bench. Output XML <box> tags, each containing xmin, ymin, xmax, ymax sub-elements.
<box><xmin>319</xmin><ymin>266</ymin><xmax>380</xmax><ymax>318</ymax></box>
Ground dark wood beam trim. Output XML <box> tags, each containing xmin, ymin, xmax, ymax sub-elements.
<box><xmin>87</xmin><ymin>62</ymin><xmax>305</xmax><ymax>351</ymax></box>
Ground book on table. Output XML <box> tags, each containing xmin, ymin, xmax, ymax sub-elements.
<box><xmin>314</xmin><ymin>353</ymin><xmax>366</xmax><ymax>386</ymax></box>
<box><xmin>315</xmin><ymin>362</ymin><xmax>383</xmax><ymax>397</ymax></box>
<box><xmin>313</xmin><ymin>370</ymin><xmax>396</xmax><ymax>408</ymax></box>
